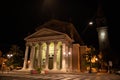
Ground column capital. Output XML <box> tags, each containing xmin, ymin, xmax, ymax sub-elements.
<box><xmin>38</xmin><ymin>42</ymin><xmax>43</xmax><ymax>45</ymax></box>
<box><xmin>62</xmin><ymin>40</ymin><xmax>68</xmax><ymax>45</ymax></box>
<box><xmin>30</xmin><ymin>42</ymin><xmax>36</xmax><ymax>46</ymax></box>
<box><xmin>46</xmin><ymin>41</ymin><xmax>50</xmax><ymax>45</ymax></box>
<box><xmin>25</xmin><ymin>42</ymin><xmax>30</xmax><ymax>46</ymax></box>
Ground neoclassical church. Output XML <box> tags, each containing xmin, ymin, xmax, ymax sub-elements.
<box><xmin>22</xmin><ymin>19</ymin><xmax>87</xmax><ymax>73</ymax></box>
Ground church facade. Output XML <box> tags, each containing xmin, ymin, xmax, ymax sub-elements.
<box><xmin>22</xmin><ymin>19</ymin><xmax>87</xmax><ymax>73</ymax></box>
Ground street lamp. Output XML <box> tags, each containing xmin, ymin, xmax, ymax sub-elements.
<box><xmin>95</xmin><ymin>58</ymin><xmax>98</xmax><ymax>61</ymax></box>
<box><xmin>67</xmin><ymin>52</ymin><xmax>71</xmax><ymax>72</ymax></box>
<box><xmin>89</xmin><ymin>21</ymin><xmax>93</xmax><ymax>26</ymax></box>
<box><xmin>81</xmin><ymin>21</ymin><xmax>94</xmax><ymax>35</ymax></box>
<box><xmin>6</xmin><ymin>54</ymin><xmax>13</xmax><ymax>70</ymax></box>
<box><xmin>7</xmin><ymin>54</ymin><xmax>13</xmax><ymax>59</ymax></box>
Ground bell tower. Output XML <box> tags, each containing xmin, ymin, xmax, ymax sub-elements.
<box><xmin>96</xmin><ymin>0</ymin><xmax>110</xmax><ymax>61</ymax></box>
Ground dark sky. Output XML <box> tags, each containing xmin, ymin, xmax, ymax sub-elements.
<box><xmin>0</xmin><ymin>0</ymin><xmax>119</xmax><ymax>56</ymax></box>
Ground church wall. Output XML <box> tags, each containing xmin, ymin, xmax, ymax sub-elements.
<box><xmin>79</xmin><ymin>45</ymin><xmax>87</xmax><ymax>72</ymax></box>
<box><xmin>72</xmin><ymin>44</ymin><xmax>80</xmax><ymax>72</ymax></box>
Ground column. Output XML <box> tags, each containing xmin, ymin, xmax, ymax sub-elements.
<box><xmin>53</xmin><ymin>41</ymin><xmax>57</xmax><ymax>70</ymax></box>
<box><xmin>66</xmin><ymin>45</ymin><xmax>68</xmax><ymax>72</ymax></box>
<box><xmin>77</xmin><ymin>45</ymin><xmax>80</xmax><ymax>72</ymax></box>
<box><xmin>22</xmin><ymin>43</ymin><xmax>29</xmax><ymax>70</ymax></box>
<box><xmin>69</xmin><ymin>47</ymin><xmax>72</xmax><ymax>72</ymax></box>
<box><xmin>61</xmin><ymin>42</ymin><xmax>66</xmax><ymax>71</ymax></box>
<box><xmin>45</xmin><ymin>42</ymin><xmax>50</xmax><ymax>70</ymax></box>
<box><xmin>28</xmin><ymin>43</ymin><xmax>35</xmax><ymax>70</ymax></box>
<box><xmin>38</xmin><ymin>42</ymin><xmax>42</xmax><ymax>68</ymax></box>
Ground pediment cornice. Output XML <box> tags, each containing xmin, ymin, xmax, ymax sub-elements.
<box><xmin>25</xmin><ymin>28</ymin><xmax>65</xmax><ymax>40</ymax></box>
<box><xmin>25</xmin><ymin>28</ymin><xmax>74</xmax><ymax>42</ymax></box>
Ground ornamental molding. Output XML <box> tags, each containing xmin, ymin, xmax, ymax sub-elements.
<box><xmin>25</xmin><ymin>28</ymin><xmax>73</xmax><ymax>43</ymax></box>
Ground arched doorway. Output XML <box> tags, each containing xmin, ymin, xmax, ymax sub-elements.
<box><xmin>49</xmin><ymin>42</ymin><xmax>54</xmax><ymax>69</ymax></box>
<box><xmin>41</xmin><ymin>43</ymin><xmax>47</xmax><ymax>69</ymax></box>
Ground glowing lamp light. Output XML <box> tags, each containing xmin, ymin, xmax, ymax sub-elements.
<box><xmin>100</xmin><ymin>31</ymin><xmax>105</xmax><ymax>40</ymax></box>
<box><xmin>28</xmin><ymin>60</ymin><xmax>30</xmax><ymax>64</ymax></box>
<box><xmin>7</xmin><ymin>54</ymin><xmax>13</xmax><ymax>59</ymax></box>
<box><xmin>95</xmin><ymin>58</ymin><xmax>98</xmax><ymax>61</ymax></box>
<box><xmin>63</xmin><ymin>52</ymin><xmax>66</xmax><ymax>55</ymax></box>
<box><xmin>68</xmin><ymin>52</ymin><xmax>71</xmax><ymax>55</ymax></box>
<box><xmin>89</xmin><ymin>21</ymin><xmax>93</xmax><ymax>26</ymax></box>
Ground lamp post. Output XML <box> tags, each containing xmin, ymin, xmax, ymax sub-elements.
<box><xmin>7</xmin><ymin>53</ymin><xmax>13</xmax><ymax>64</ymax></box>
<box><xmin>6</xmin><ymin>54</ymin><xmax>13</xmax><ymax>71</ymax></box>
<box><xmin>89</xmin><ymin>51</ymin><xmax>92</xmax><ymax>73</ymax></box>
<box><xmin>81</xmin><ymin>21</ymin><xmax>94</xmax><ymax>35</ymax></box>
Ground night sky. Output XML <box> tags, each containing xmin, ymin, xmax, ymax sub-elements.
<box><xmin>0</xmin><ymin>0</ymin><xmax>119</xmax><ymax>58</ymax></box>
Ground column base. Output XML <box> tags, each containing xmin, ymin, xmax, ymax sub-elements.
<box><xmin>28</xmin><ymin>67</ymin><xmax>34</xmax><ymax>70</ymax></box>
<box><xmin>60</xmin><ymin>68</ymin><xmax>67</xmax><ymax>72</ymax></box>
<box><xmin>21</xmin><ymin>67</ymin><xmax>26</xmax><ymax>70</ymax></box>
<box><xmin>52</xmin><ymin>68</ymin><xmax>57</xmax><ymax>71</ymax></box>
<box><xmin>44</xmin><ymin>68</ymin><xmax>49</xmax><ymax>71</ymax></box>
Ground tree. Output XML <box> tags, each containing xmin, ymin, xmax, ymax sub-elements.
<box><xmin>0</xmin><ymin>50</ymin><xmax>2</xmax><ymax>57</ymax></box>
<box><xmin>0</xmin><ymin>51</ymin><xmax>8</xmax><ymax>70</ymax></box>
<box><xmin>84</xmin><ymin>46</ymin><xmax>98</xmax><ymax>73</ymax></box>
<box><xmin>0</xmin><ymin>50</ymin><xmax>3</xmax><ymax>70</ymax></box>
<box><xmin>6</xmin><ymin>45</ymin><xmax>24</xmax><ymax>68</ymax></box>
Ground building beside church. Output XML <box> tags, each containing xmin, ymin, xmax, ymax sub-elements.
<box><xmin>22</xmin><ymin>19</ymin><xmax>87</xmax><ymax>73</ymax></box>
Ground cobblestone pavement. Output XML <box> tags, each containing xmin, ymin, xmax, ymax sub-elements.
<box><xmin>0</xmin><ymin>71</ymin><xmax>120</xmax><ymax>80</ymax></box>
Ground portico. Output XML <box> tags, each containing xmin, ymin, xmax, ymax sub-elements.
<box><xmin>22</xmin><ymin>28</ymin><xmax>73</xmax><ymax>72</ymax></box>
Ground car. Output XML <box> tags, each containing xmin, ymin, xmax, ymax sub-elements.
<box><xmin>114</xmin><ymin>66</ymin><xmax>120</xmax><ymax>75</ymax></box>
<box><xmin>115</xmin><ymin>70</ymin><xmax>120</xmax><ymax>75</ymax></box>
<box><xmin>15</xmin><ymin>67</ymin><xmax>22</xmax><ymax>70</ymax></box>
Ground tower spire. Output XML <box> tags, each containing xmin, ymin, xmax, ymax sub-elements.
<box><xmin>97</xmin><ymin>0</ymin><xmax>104</xmax><ymax>17</ymax></box>
<box><xmin>95</xmin><ymin>0</ymin><xmax>107</xmax><ymax>28</ymax></box>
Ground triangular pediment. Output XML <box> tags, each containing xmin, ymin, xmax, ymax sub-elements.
<box><xmin>24</xmin><ymin>28</ymin><xmax>65</xmax><ymax>40</ymax></box>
